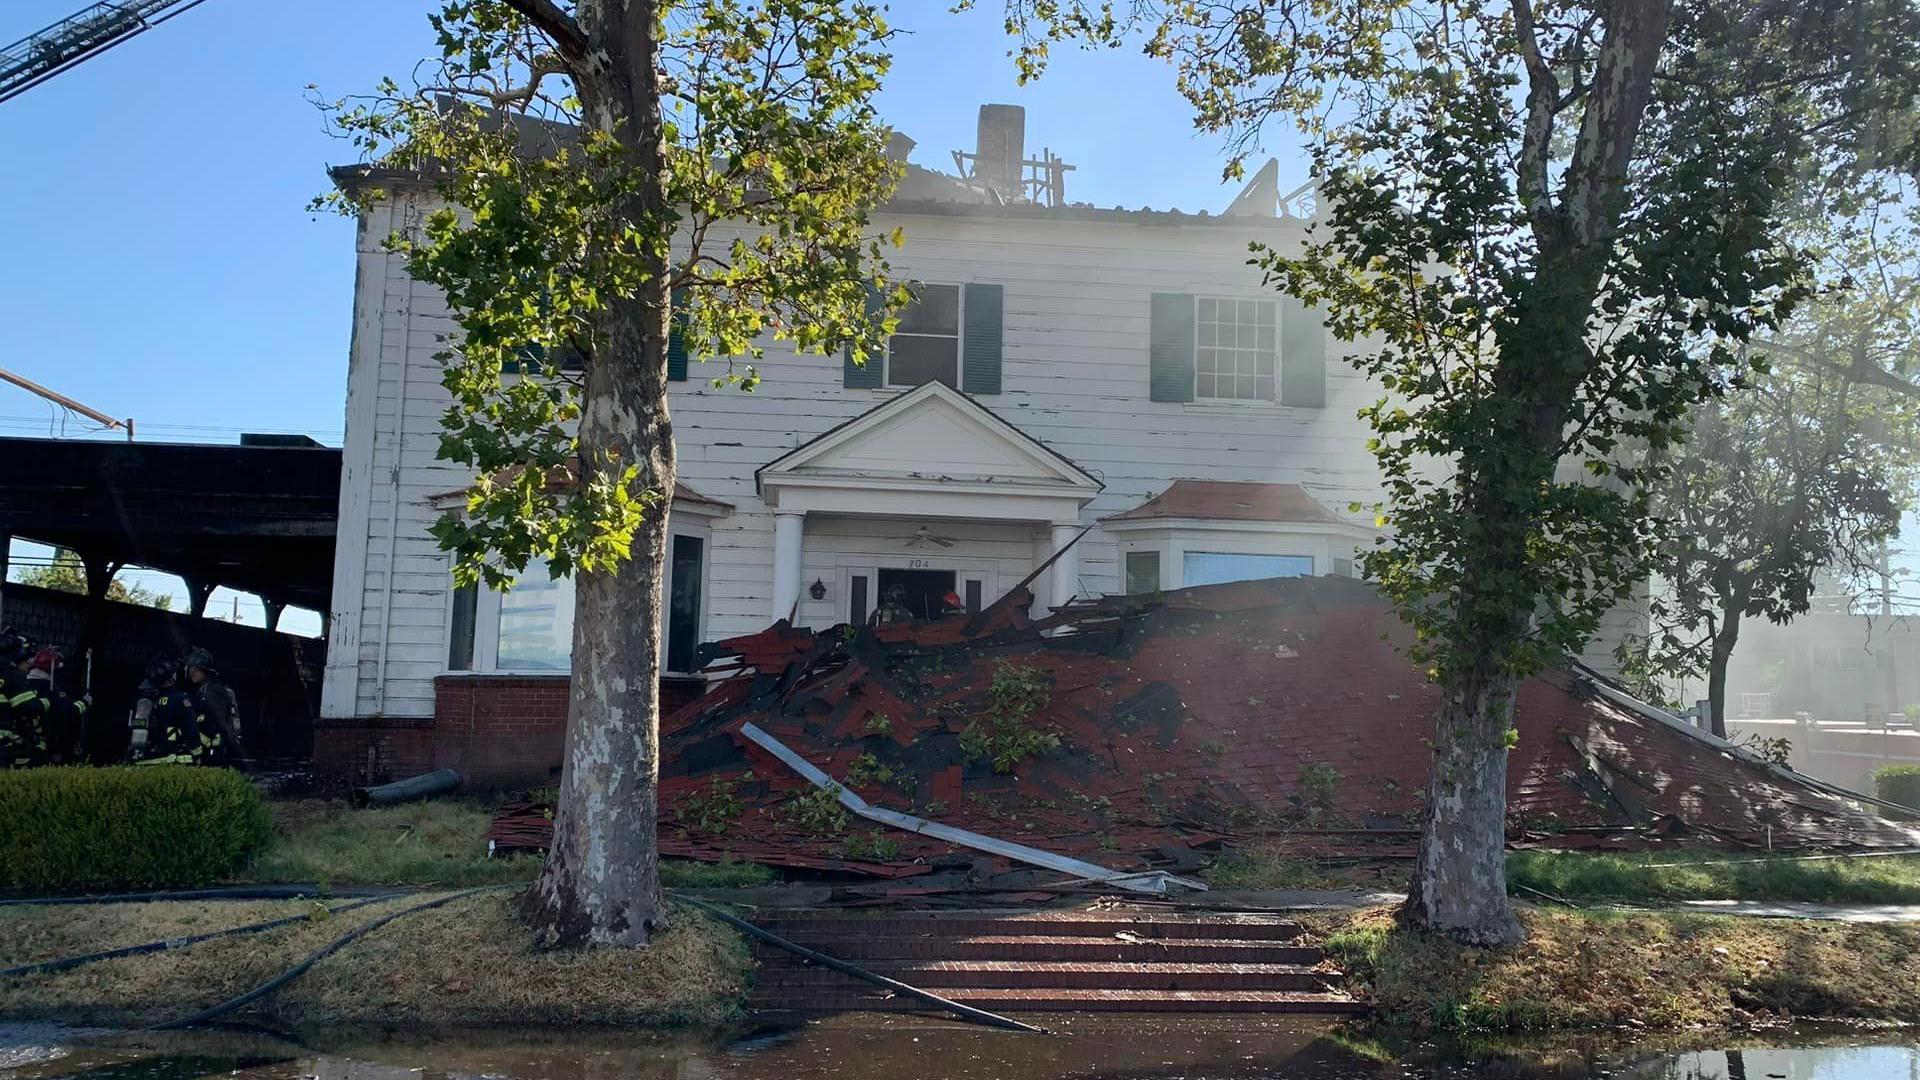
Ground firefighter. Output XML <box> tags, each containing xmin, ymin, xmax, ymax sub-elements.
<box><xmin>182</xmin><ymin>646</ymin><xmax>243</xmax><ymax>764</ymax></box>
<box><xmin>24</xmin><ymin>645</ymin><xmax>89</xmax><ymax>763</ymax></box>
<box><xmin>129</xmin><ymin>653</ymin><xmax>203</xmax><ymax>764</ymax></box>
<box><xmin>871</xmin><ymin>583</ymin><xmax>914</xmax><ymax>627</ymax></box>
<box><xmin>1</xmin><ymin>632</ymin><xmax>53</xmax><ymax>767</ymax></box>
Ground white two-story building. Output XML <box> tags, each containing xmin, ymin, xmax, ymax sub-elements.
<box><xmin>315</xmin><ymin>105</ymin><xmax>1392</xmax><ymax>786</ymax></box>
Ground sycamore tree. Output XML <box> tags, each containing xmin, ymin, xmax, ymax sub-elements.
<box><xmin>999</xmin><ymin>0</ymin><xmax>1920</xmax><ymax>944</ymax></box>
<box><xmin>320</xmin><ymin>0</ymin><xmax>905</xmax><ymax>947</ymax></box>
<box><xmin>1629</xmin><ymin>210</ymin><xmax>1919</xmax><ymax>735</ymax></box>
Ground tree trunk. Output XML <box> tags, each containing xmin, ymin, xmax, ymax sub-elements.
<box><xmin>1397</xmin><ymin>0</ymin><xmax>1670</xmax><ymax>949</ymax></box>
<box><xmin>520</xmin><ymin>0</ymin><xmax>675</xmax><ymax>949</ymax></box>
<box><xmin>1707</xmin><ymin>600</ymin><xmax>1743</xmax><ymax>739</ymax></box>
<box><xmin>1402</xmin><ymin>650</ymin><xmax>1526</xmax><ymax>947</ymax></box>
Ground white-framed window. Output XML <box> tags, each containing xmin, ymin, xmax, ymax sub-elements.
<box><xmin>1110</xmin><ymin>526</ymin><xmax>1367</xmax><ymax>594</ymax></box>
<box><xmin>1195</xmin><ymin>296</ymin><xmax>1278</xmax><ymax>401</ymax></box>
<box><xmin>1181</xmin><ymin>551</ymin><xmax>1313</xmax><ymax>587</ymax></box>
<box><xmin>496</xmin><ymin>559</ymin><xmax>575</xmax><ymax>671</ymax></box>
<box><xmin>446</xmin><ymin>527</ymin><xmax>712</xmax><ymax>676</ymax></box>
<box><xmin>887</xmin><ymin>283</ymin><xmax>963</xmax><ymax>389</ymax></box>
<box><xmin>1124</xmin><ymin>550</ymin><xmax>1162</xmax><ymax>595</ymax></box>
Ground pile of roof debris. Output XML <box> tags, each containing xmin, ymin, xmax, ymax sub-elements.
<box><xmin>489</xmin><ymin>576</ymin><xmax>1920</xmax><ymax>901</ymax></box>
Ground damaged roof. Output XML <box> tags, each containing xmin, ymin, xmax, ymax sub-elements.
<box><xmin>508</xmin><ymin>577</ymin><xmax>1920</xmax><ymax>881</ymax></box>
<box><xmin>1103</xmin><ymin>481</ymin><xmax>1355</xmax><ymax>526</ymax></box>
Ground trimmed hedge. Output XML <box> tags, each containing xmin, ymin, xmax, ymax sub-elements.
<box><xmin>1877</xmin><ymin>765</ymin><xmax>1920</xmax><ymax>813</ymax></box>
<box><xmin>0</xmin><ymin>766</ymin><xmax>274</xmax><ymax>891</ymax></box>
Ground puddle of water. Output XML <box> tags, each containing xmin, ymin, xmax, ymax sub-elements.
<box><xmin>0</xmin><ymin>1018</ymin><xmax>1915</xmax><ymax>1080</ymax></box>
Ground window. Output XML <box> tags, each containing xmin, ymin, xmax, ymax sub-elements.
<box><xmin>1125</xmin><ymin>551</ymin><xmax>1162</xmax><ymax>595</ymax></box>
<box><xmin>496</xmin><ymin>558</ymin><xmax>574</xmax><ymax>672</ymax></box>
<box><xmin>1195</xmin><ymin>297</ymin><xmax>1277</xmax><ymax>401</ymax></box>
<box><xmin>447</xmin><ymin>583</ymin><xmax>478</xmax><ymax>671</ymax></box>
<box><xmin>888</xmin><ymin>283</ymin><xmax>962</xmax><ymax>389</ymax></box>
<box><xmin>457</xmin><ymin>536</ymin><xmax>709</xmax><ymax>674</ymax></box>
<box><xmin>1182</xmin><ymin>552</ymin><xmax>1312</xmax><ymax>587</ymax></box>
<box><xmin>666</xmin><ymin>534</ymin><xmax>705</xmax><ymax>674</ymax></box>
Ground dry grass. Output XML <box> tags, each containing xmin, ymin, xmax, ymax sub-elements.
<box><xmin>1309</xmin><ymin>904</ymin><xmax>1920</xmax><ymax>1033</ymax></box>
<box><xmin>0</xmin><ymin>892</ymin><xmax>750</xmax><ymax>1027</ymax></box>
<box><xmin>0</xmin><ymin>899</ymin><xmax>318</xmax><ymax>968</ymax></box>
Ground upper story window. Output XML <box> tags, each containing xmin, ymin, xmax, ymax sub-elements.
<box><xmin>844</xmin><ymin>281</ymin><xmax>1002</xmax><ymax>394</ymax></box>
<box><xmin>1195</xmin><ymin>297</ymin><xmax>1277</xmax><ymax>401</ymax></box>
<box><xmin>1149</xmin><ymin>290</ymin><xmax>1323</xmax><ymax>407</ymax></box>
<box><xmin>888</xmin><ymin>283</ymin><xmax>963</xmax><ymax>389</ymax></box>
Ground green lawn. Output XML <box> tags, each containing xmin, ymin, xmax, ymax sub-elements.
<box><xmin>245</xmin><ymin>798</ymin><xmax>773</xmax><ymax>890</ymax></box>
<box><xmin>1506</xmin><ymin>849</ymin><xmax>1920</xmax><ymax>905</ymax></box>
<box><xmin>1203</xmin><ymin>844</ymin><xmax>1920</xmax><ymax>905</ymax></box>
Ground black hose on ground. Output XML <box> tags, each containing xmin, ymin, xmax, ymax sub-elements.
<box><xmin>670</xmin><ymin>891</ymin><xmax>1050</xmax><ymax>1036</ymax></box>
<box><xmin>0</xmin><ymin>884</ymin><xmax>414</xmax><ymax>908</ymax></box>
<box><xmin>0</xmin><ymin>894</ymin><xmax>403</xmax><ymax>979</ymax></box>
<box><xmin>147</xmin><ymin>884</ymin><xmax>518</xmax><ymax>1031</ymax></box>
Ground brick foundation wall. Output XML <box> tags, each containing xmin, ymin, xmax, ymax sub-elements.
<box><xmin>314</xmin><ymin>675</ymin><xmax>709</xmax><ymax>790</ymax></box>
<box><xmin>312</xmin><ymin>719</ymin><xmax>439</xmax><ymax>786</ymax></box>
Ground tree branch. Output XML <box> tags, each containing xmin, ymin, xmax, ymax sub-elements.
<box><xmin>500</xmin><ymin>0</ymin><xmax>588</xmax><ymax>64</ymax></box>
<box><xmin>1512</xmin><ymin>0</ymin><xmax>1559</xmax><ymax>230</ymax></box>
<box><xmin>1760</xmin><ymin>339</ymin><xmax>1920</xmax><ymax>401</ymax></box>
<box><xmin>1562</xmin><ymin>0</ymin><xmax>1672</xmax><ymax>248</ymax></box>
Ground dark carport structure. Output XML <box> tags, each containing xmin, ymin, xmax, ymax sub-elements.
<box><xmin>0</xmin><ymin>434</ymin><xmax>342</xmax><ymax>761</ymax></box>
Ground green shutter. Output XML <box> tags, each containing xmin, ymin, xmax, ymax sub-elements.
<box><xmin>1279</xmin><ymin>296</ymin><xmax>1326</xmax><ymax>408</ymax></box>
<box><xmin>1149</xmin><ymin>292</ymin><xmax>1196</xmax><ymax>403</ymax></box>
<box><xmin>666</xmin><ymin>288</ymin><xmax>688</xmax><ymax>381</ymax></box>
<box><xmin>843</xmin><ymin>284</ymin><xmax>885</xmax><ymax>389</ymax></box>
<box><xmin>962</xmin><ymin>283</ymin><xmax>1004</xmax><ymax>394</ymax></box>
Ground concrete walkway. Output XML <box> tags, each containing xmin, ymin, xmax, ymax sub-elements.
<box><xmin>1661</xmin><ymin>899</ymin><xmax>1920</xmax><ymax>922</ymax></box>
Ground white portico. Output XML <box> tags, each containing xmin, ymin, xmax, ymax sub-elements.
<box><xmin>755</xmin><ymin>381</ymin><xmax>1103</xmax><ymax>625</ymax></box>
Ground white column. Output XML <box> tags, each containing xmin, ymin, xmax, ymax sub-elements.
<box><xmin>1048</xmin><ymin>523</ymin><xmax>1082</xmax><ymax>611</ymax></box>
<box><xmin>771</xmin><ymin>509</ymin><xmax>806</xmax><ymax>624</ymax></box>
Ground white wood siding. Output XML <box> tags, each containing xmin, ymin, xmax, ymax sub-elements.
<box><xmin>321</xmin><ymin>199</ymin><xmax>1388</xmax><ymax>718</ymax></box>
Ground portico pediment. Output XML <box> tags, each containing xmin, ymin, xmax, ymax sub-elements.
<box><xmin>756</xmin><ymin>382</ymin><xmax>1101</xmax><ymax>521</ymax></box>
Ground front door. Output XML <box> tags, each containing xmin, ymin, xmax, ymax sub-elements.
<box><xmin>877</xmin><ymin>567</ymin><xmax>955</xmax><ymax>620</ymax></box>
<box><xmin>845</xmin><ymin>563</ymin><xmax>998</xmax><ymax>626</ymax></box>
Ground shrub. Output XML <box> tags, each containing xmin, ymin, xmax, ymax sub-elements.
<box><xmin>1877</xmin><ymin>764</ymin><xmax>1920</xmax><ymax>812</ymax></box>
<box><xmin>0</xmin><ymin>766</ymin><xmax>274</xmax><ymax>891</ymax></box>
<box><xmin>959</xmin><ymin>662</ymin><xmax>1061</xmax><ymax>774</ymax></box>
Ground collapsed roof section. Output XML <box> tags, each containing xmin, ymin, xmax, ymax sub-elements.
<box><xmin>644</xmin><ymin>576</ymin><xmax>1920</xmax><ymax>878</ymax></box>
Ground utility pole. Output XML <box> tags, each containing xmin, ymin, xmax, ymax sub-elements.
<box><xmin>1884</xmin><ymin>541</ymin><xmax>1900</xmax><ymax>725</ymax></box>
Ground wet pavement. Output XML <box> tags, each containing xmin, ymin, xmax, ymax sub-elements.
<box><xmin>2</xmin><ymin>1017</ymin><xmax>1918</xmax><ymax>1080</ymax></box>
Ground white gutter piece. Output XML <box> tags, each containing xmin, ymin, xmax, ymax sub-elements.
<box><xmin>740</xmin><ymin>722</ymin><xmax>1208</xmax><ymax>895</ymax></box>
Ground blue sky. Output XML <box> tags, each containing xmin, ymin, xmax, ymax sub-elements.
<box><xmin>0</xmin><ymin>0</ymin><xmax>1289</xmax><ymax>632</ymax></box>
<box><xmin>0</xmin><ymin>0</ymin><xmax>1277</xmax><ymax>447</ymax></box>
<box><xmin>1</xmin><ymin>1</ymin><xmax>1911</xmax><ymax>627</ymax></box>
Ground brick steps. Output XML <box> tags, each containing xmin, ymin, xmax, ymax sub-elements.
<box><xmin>755</xmin><ymin>911</ymin><xmax>1307</xmax><ymax>941</ymax></box>
<box><xmin>761</xmin><ymin>933</ymin><xmax>1324</xmax><ymax>964</ymax></box>
<box><xmin>756</xmin><ymin>986</ymin><xmax>1370</xmax><ymax>1015</ymax></box>
<box><xmin>755</xmin><ymin>959</ymin><xmax>1337</xmax><ymax>992</ymax></box>
<box><xmin>747</xmin><ymin>909</ymin><xmax>1362</xmax><ymax>1016</ymax></box>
